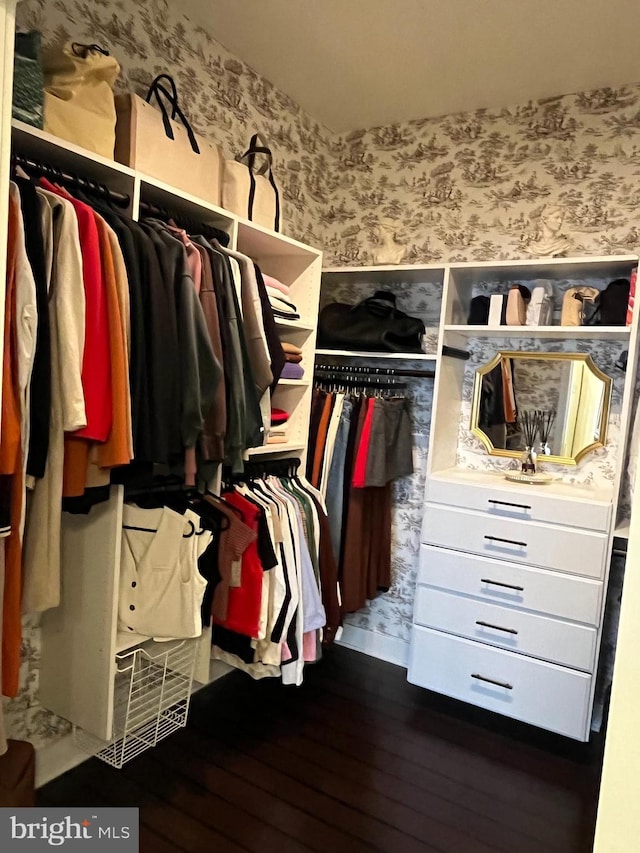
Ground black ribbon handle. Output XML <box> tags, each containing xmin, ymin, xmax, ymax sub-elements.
<box><xmin>145</xmin><ymin>74</ymin><xmax>201</xmax><ymax>156</ymax></box>
<box><xmin>239</xmin><ymin>132</ymin><xmax>280</xmax><ymax>231</ymax></box>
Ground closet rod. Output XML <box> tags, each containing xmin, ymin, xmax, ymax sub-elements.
<box><xmin>442</xmin><ymin>345</ymin><xmax>470</xmax><ymax>361</ymax></box>
<box><xmin>315</xmin><ymin>363</ymin><xmax>435</xmax><ymax>379</ymax></box>
<box><xmin>138</xmin><ymin>200</ymin><xmax>230</xmax><ymax>243</ymax></box>
<box><xmin>11</xmin><ymin>153</ymin><xmax>131</xmax><ymax>208</ymax></box>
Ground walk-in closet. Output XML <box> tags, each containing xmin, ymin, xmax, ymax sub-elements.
<box><xmin>0</xmin><ymin>1</ymin><xmax>639</xmax><ymax>851</ymax></box>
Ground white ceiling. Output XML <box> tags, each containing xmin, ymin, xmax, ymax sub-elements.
<box><xmin>188</xmin><ymin>0</ymin><xmax>640</xmax><ymax>133</ymax></box>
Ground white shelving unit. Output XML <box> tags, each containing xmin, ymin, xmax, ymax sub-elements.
<box><xmin>323</xmin><ymin>256</ymin><xmax>639</xmax><ymax>741</ymax></box>
<box><xmin>316</xmin><ymin>348</ymin><xmax>438</xmax><ymax>360</ymax></box>
<box><xmin>414</xmin><ymin>255</ymin><xmax>639</xmax><ymax>741</ymax></box>
<box><xmin>11</xmin><ymin>119</ymin><xmax>323</xmax><ymax>756</ymax></box>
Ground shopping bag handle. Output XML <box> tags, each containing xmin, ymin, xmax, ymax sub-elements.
<box><xmin>145</xmin><ymin>75</ymin><xmax>201</xmax><ymax>155</ymax></box>
<box><xmin>240</xmin><ymin>133</ymin><xmax>280</xmax><ymax>230</ymax></box>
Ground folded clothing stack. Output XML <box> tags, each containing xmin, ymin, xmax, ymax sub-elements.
<box><xmin>271</xmin><ymin>407</ymin><xmax>290</xmax><ymax>426</ymax></box>
<box><xmin>268</xmin><ymin>407</ymin><xmax>290</xmax><ymax>444</ymax></box>
<box><xmin>280</xmin><ymin>341</ymin><xmax>304</xmax><ymax>379</ymax></box>
<box><xmin>263</xmin><ymin>273</ymin><xmax>300</xmax><ymax>320</ymax></box>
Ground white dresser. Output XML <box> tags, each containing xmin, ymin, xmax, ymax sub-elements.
<box><xmin>408</xmin><ymin>471</ymin><xmax>610</xmax><ymax>739</ymax></box>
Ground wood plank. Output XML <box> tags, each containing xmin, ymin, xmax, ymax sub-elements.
<box><xmin>176</xmin><ymin>727</ymin><xmax>435</xmax><ymax>853</ymax></box>
<box><xmin>156</xmin><ymin>734</ymin><xmax>365</xmax><ymax>853</ymax></box>
<box><xmin>120</xmin><ymin>749</ymin><xmax>311</xmax><ymax>853</ymax></box>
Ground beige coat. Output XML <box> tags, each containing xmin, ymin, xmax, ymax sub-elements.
<box><xmin>22</xmin><ymin>190</ymin><xmax>86</xmax><ymax>614</ymax></box>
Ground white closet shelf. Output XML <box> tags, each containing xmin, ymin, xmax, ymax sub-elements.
<box><xmin>12</xmin><ymin>119</ymin><xmax>135</xmax><ymax>186</ymax></box>
<box><xmin>237</xmin><ymin>219</ymin><xmax>321</xmax><ymax>261</ymax></box>
<box><xmin>244</xmin><ymin>443</ymin><xmax>305</xmax><ymax>459</ymax></box>
<box><xmin>115</xmin><ymin>631</ymin><xmax>150</xmax><ymax>654</ymax></box>
<box><xmin>277</xmin><ymin>379</ymin><xmax>310</xmax><ymax>387</ymax></box>
<box><xmin>138</xmin><ymin>174</ymin><xmax>235</xmax><ymax>229</ymax></box>
<box><xmin>315</xmin><ymin>348</ymin><xmax>437</xmax><ymax>360</ymax></box>
<box><xmin>275</xmin><ymin>318</ymin><xmax>315</xmax><ymax>332</ymax></box>
<box><xmin>322</xmin><ymin>264</ymin><xmax>445</xmax><ymax>285</ymax></box>
<box><xmin>444</xmin><ymin>324</ymin><xmax>631</xmax><ymax>340</ymax></box>
<box><xmin>448</xmin><ymin>255</ymin><xmax>638</xmax><ymax>283</ymax></box>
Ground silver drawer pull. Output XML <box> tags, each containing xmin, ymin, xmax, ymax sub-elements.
<box><xmin>481</xmin><ymin>578</ymin><xmax>524</xmax><ymax>592</ymax></box>
<box><xmin>488</xmin><ymin>499</ymin><xmax>531</xmax><ymax>510</ymax></box>
<box><xmin>471</xmin><ymin>673</ymin><xmax>513</xmax><ymax>690</ymax></box>
<box><xmin>484</xmin><ymin>535</ymin><xmax>527</xmax><ymax>547</ymax></box>
<box><xmin>475</xmin><ymin>620</ymin><xmax>518</xmax><ymax>635</ymax></box>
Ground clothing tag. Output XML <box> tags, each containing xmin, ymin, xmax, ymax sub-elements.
<box><xmin>230</xmin><ymin>559</ymin><xmax>242</xmax><ymax>587</ymax></box>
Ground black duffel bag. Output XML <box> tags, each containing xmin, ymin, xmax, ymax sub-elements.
<box><xmin>318</xmin><ymin>291</ymin><xmax>425</xmax><ymax>353</ymax></box>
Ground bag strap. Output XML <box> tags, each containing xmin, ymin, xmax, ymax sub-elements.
<box><xmin>243</xmin><ymin>133</ymin><xmax>280</xmax><ymax>231</ymax></box>
<box><xmin>145</xmin><ymin>75</ymin><xmax>201</xmax><ymax>155</ymax></box>
<box><xmin>146</xmin><ymin>74</ymin><xmax>179</xmax><ymax>118</ymax></box>
<box><xmin>71</xmin><ymin>42</ymin><xmax>110</xmax><ymax>57</ymax></box>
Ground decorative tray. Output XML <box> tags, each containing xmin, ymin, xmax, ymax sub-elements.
<box><xmin>504</xmin><ymin>471</ymin><xmax>553</xmax><ymax>485</ymax></box>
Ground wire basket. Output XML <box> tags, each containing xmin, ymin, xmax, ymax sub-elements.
<box><xmin>75</xmin><ymin>638</ymin><xmax>198</xmax><ymax>769</ymax></box>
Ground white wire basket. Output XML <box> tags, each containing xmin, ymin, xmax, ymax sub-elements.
<box><xmin>75</xmin><ymin>638</ymin><xmax>198</xmax><ymax>769</ymax></box>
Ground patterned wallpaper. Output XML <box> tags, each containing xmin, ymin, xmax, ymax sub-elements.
<box><xmin>319</xmin><ymin>87</ymin><xmax>640</xmax><ymax>266</ymax></box>
<box><xmin>15</xmin><ymin>0</ymin><xmax>333</xmax><ymax>247</ymax></box>
<box><xmin>10</xmin><ymin>0</ymin><xmax>640</xmax><ymax>749</ymax></box>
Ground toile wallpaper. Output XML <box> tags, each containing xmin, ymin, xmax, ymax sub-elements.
<box><xmin>15</xmin><ymin>0</ymin><xmax>334</xmax><ymax>248</ymax></box>
<box><xmin>319</xmin><ymin>87</ymin><xmax>640</xmax><ymax>266</ymax></box>
<box><xmin>9</xmin><ymin>0</ymin><xmax>640</xmax><ymax>750</ymax></box>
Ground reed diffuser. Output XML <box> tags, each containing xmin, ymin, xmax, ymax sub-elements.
<box><xmin>520</xmin><ymin>410</ymin><xmax>539</xmax><ymax>474</ymax></box>
<box><xmin>536</xmin><ymin>409</ymin><xmax>556</xmax><ymax>456</ymax></box>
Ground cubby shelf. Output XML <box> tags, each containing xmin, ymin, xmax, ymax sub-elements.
<box><xmin>444</xmin><ymin>324</ymin><xmax>631</xmax><ymax>340</ymax></box>
<box><xmin>244</xmin><ymin>443</ymin><xmax>306</xmax><ymax>459</ymax></box>
<box><xmin>316</xmin><ymin>348</ymin><xmax>438</xmax><ymax>360</ymax></box>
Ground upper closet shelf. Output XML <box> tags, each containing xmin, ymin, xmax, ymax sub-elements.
<box><xmin>448</xmin><ymin>255</ymin><xmax>639</xmax><ymax>283</ymax></box>
<box><xmin>444</xmin><ymin>324</ymin><xmax>631</xmax><ymax>340</ymax></box>
<box><xmin>237</xmin><ymin>219</ymin><xmax>321</xmax><ymax>261</ymax></box>
<box><xmin>12</xmin><ymin>119</ymin><xmax>135</xmax><ymax>189</ymax></box>
<box><xmin>322</xmin><ymin>264</ymin><xmax>445</xmax><ymax>285</ymax></box>
<box><xmin>275</xmin><ymin>318</ymin><xmax>315</xmax><ymax>333</ymax></box>
<box><xmin>138</xmin><ymin>173</ymin><xmax>236</xmax><ymax>230</ymax></box>
<box><xmin>244</xmin><ymin>443</ymin><xmax>306</xmax><ymax>459</ymax></box>
<box><xmin>316</xmin><ymin>348</ymin><xmax>437</xmax><ymax>360</ymax></box>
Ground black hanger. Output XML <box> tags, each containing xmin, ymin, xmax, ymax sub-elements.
<box><xmin>122</xmin><ymin>518</ymin><xmax>196</xmax><ymax>538</ymax></box>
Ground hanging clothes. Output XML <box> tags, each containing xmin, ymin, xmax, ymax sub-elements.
<box><xmin>311</xmin><ymin>384</ymin><xmax>415</xmax><ymax>615</ymax></box>
<box><xmin>209</xmin><ymin>465</ymin><xmax>338</xmax><ymax>683</ymax></box>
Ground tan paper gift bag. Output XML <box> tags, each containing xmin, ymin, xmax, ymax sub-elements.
<box><xmin>43</xmin><ymin>42</ymin><xmax>120</xmax><ymax>158</ymax></box>
<box><xmin>222</xmin><ymin>133</ymin><xmax>282</xmax><ymax>232</ymax></box>
<box><xmin>115</xmin><ymin>74</ymin><xmax>223</xmax><ymax>206</ymax></box>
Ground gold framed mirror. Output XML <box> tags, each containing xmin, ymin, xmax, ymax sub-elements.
<box><xmin>470</xmin><ymin>351</ymin><xmax>612</xmax><ymax>465</ymax></box>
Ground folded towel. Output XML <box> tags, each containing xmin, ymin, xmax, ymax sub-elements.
<box><xmin>267</xmin><ymin>436</ymin><xmax>289</xmax><ymax>444</ymax></box>
<box><xmin>281</xmin><ymin>362</ymin><xmax>304</xmax><ymax>379</ymax></box>
<box><xmin>281</xmin><ymin>341</ymin><xmax>303</xmax><ymax>355</ymax></box>
<box><xmin>285</xmin><ymin>353</ymin><xmax>303</xmax><ymax>364</ymax></box>
<box><xmin>268</xmin><ymin>288</ymin><xmax>298</xmax><ymax>312</ymax></box>
<box><xmin>263</xmin><ymin>273</ymin><xmax>290</xmax><ymax>297</ymax></box>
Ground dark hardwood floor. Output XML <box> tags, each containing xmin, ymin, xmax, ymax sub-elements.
<box><xmin>39</xmin><ymin>646</ymin><xmax>603</xmax><ymax>852</ymax></box>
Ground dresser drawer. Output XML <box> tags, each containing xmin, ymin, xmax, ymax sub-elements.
<box><xmin>426</xmin><ymin>476</ymin><xmax>611</xmax><ymax>532</ymax></box>
<box><xmin>423</xmin><ymin>504</ymin><xmax>607</xmax><ymax>579</ymax></box>
<box><xmin>418</xmin><ymin>545</ymin><xmax>603</xmax><ymax>625</ymax></box>
<box><xmin>408</xmin><ymin>626</ymin><xmax>591</xmax><ymax>740</ymax></box>
<box><xmin>414</xmin><ymin>586</ymin><xmax>597</xmax><ymax>671</ymax></box>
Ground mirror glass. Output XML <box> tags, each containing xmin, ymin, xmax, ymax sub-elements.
<box><xmin>470</xmin><ymin>352</ymin><xmax>612</xmax><ymax>465</ymax></box>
